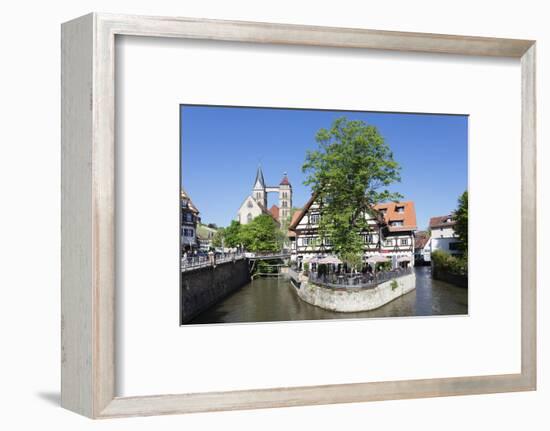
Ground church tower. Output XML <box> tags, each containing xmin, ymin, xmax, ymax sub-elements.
<box><xmin>252</xmin><ymin>165</ymin><xmax>267</xmax><ymax>208</ymax></box>
<box><xmin>278</xmin><ymin>172</ymin><xmax>292</xmax><ymax>222</ymax></box>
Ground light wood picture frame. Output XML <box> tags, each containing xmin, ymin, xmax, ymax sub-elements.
<box><xmin>61</xmin><ymin>12</ymin><xmax>536</xmax><ymax>419</ymax></box>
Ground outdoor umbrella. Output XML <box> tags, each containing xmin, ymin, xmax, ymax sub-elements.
<box><xmin>318</xmin><ymin>256</ymin><xmax>342</xmax><ymax>265</ymax></box>
<box><xmin>366</xmin><ymin>255</ymin><xmax>390</xmax><ymax>264</ymax></box>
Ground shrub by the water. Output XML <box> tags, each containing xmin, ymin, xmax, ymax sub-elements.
<box><xmin>431</xmin><ymin>250</ymin><xmax>467</xmax><ymax>276</ymax></box>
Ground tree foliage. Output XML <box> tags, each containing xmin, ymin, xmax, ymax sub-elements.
<box><xmin>454</xmin><ymin>191</ymin><xmax>468</xmax><ymax>253</ymax></box>
<box><xmin>302</xmin><ymin>117</ymin><xmax>402</xmax><ymax>263</ymax></box>
<box><xmin>223</xmin><ymin>220</ymin><xmax>242</xmax><ymax>248</ymax></box>
<box><xmin>239</xmin><ymin>214</ymin><xmax>280</xmax><ymax>252</ymax></box>
<box><xmin>212</xmin><ymin>228</ymin><xmax>225</xmax><ymax>248</ymax></box>
<box><xmin>431</xmin><ymin>250</ymin><xmax>467</xmax><ymax>276</ymax></box>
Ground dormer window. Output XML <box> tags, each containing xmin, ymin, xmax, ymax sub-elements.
<box><xmin>390</xmin><ymin>220</ymin><xmax>403</xmax><ymax>227</ymax></box>
<box><xmin>396</xmin><ymin>206</ymin><xmax>404</xmax><ymax>213</ymax></box>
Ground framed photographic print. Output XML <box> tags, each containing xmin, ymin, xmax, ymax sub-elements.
<box><xmin>61</xmin><ymin>13</ymin><xmax>536</xmax><ymax>418</ymax></box>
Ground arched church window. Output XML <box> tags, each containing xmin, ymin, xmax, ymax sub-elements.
<box><xmin>247</xmin><ymin>213</ymin><xmax>253</xmax><ymax>223</ymax></box>
<box><xmin>247</xmin><ymin>200</ymin><xmax>253</xmax><ymax>208</ymax></box>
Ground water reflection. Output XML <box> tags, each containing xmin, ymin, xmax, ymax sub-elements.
<box><xmin>189</xmin><ymin>266</ymin><xmax>468</xmax><ymax>324</ymax></box>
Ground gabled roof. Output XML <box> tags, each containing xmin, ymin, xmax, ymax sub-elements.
<box><xmin>180</xmin><ymin>187</ymin><xmax>199</xmax><ymax>214</ymax></box>
<box><xmin>374</xmin><ymin>201</ymin><xmax>417</xmax><ymax>232</ymax></box>
<box><xmin>288</xmin><ymin>193</ymin><xmax>318</xmax><ymax>230</ymax></box>
<box><xmin>429</xmin><ymin>214</ymin><xmax>456</xmax><ymax>229</ymax></box>
<box><xmin>253</xmin><ymin>165</ymin><xmax>266</xmax><ymax>189</ymax></box>
<box><xmin>237</xmin><ymin>195</ymin><xmax>280</xmax><ymax>226</ymax></box>
<box><xmin>289</xmin><ymin>194</ymin><xmax>417</xmax><ymax>232</ymax></box>
<box><xmin>414</xmin><ymin>231</ymin><xmax>430</xmax><ymax>249</ymax></box>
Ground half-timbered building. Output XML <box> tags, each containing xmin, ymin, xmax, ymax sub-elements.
<box><xmin>288</xmin><ymin>196</ymin><xmax>417</xmax><ymax>267</ymax></box>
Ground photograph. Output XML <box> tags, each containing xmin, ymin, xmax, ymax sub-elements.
<box><xmin>180</xmin><ymin>105</ymin><xmax>468</xmax><ymax>325</ymax></box>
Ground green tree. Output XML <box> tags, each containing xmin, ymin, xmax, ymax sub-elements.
<box><xmin>223</xmin><ymin>220</ymin><xmax>242</xmax><ymax>248</ymax></box>
<box><xmin>302</xmin><ymin>117</ymin><xmax>402</xmax><ymax>265</ymax></box>
<box><xmin>212</xmin><ymin>228</ymin><xmax>225</xmax><ymax>248</ymax></box>
<box><xmin>454</xmin><ymin>191</ymin><xmax>468</xmax><ymax>253</ymax></box>
<box><xmin>239</xmin><ymin>214</ymin><xmax>280</xmax><ymax>252</ymax></box>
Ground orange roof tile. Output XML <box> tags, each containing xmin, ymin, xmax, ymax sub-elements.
<box><xmin>269</xmin><ymin>204</ymin><xmax>279</xmax><ymax>220</ymax></box>
<box><xmin>374</xmin><ymin>201</ymin><xmax>417</xmax><ymax>231</ymax></box>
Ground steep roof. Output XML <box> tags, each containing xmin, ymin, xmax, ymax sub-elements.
<box><xmin>414</xmin><ymin>231</ymin><xmax>430</xmax><ymax>249</ymax></box>
<box><xmin>289</xmin><ymin>194</ymin><xmax>417</xmax><ymax>233</ymax></box>
<box><xmin>253</xmin><ymin>165</ymin><xmax>266</xmax><ymax>189</ymax></box>
<box><xmin>279</xmin><ymin>173</ymin><xmax>291</xmax><ymax>186</ymax></box>
<box><xmin>429</xmin><ymin>214</ymin><xmax>456</xmax><ymax>229</ymax></box>
<box><xmin>180</xmin><ymin>187</ymin><xmax>199</xmax><ymax>214</ymax></box>
<box><xmin>374</xmin><ymin>201</ymin><xmax>417</xmax><ymax>232</ymax></box>
<box><xmin>288</xmin><ymin>193</ymin><xmax>318</xmax><ymax>230</ymax></box>
<box><xmin>269</xmin><ymin>204</ymin><xmax>279</xmax><ymax>220</ymax></box>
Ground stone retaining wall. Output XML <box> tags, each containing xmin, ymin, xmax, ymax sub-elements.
<box><xmin>432</xmin><ymin>268</ymin><xmax>468</xmax><ymax>288</ymax></box>
<box><xmin>180</xmin><ymin>259</ymin><xmax>250</xmax><ymax>323</ymax></box>
<box><xmin>290</xmin><ymin>273</ymin><xmax>416</xmax><ymax>312</ymax></box>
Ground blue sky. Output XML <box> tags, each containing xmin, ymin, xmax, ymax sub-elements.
<box><xmin>180</xmin><ymin>105</ymin><xmax>467</xmax><ymax>230</ymax></box>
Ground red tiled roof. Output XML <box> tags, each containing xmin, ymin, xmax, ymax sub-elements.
<box><xmin>269</xmin><ymin>204</ymin><xmax>279</xmax><ymax>220</ymax></box>
<box><xmin>414</xmin><ymin>231</ymin><xmax>430</xmax><ymax>249</ymax></box>
<box><xmin>289</xmin><ymin>195</ymin><xmax>417</xmax><ymax>232</ymax></box>
<box><xmin>280</xmin><ymin>174</ymin><xmax>291</xmax><ymax>186</ymax></box>
<box><xmin>374</xmin><ymin>201</ymin><xmax>417</xmax><ymax>231</ymax></box>
<box><xmin>429</xmin><ymin>214</ymin><xmax>456</xmax><ymax>229</ymax></box>
<box><xmin>257</xmin><ymin>202</ymin><xmax>280</xmax><ymax>226</ymax></box>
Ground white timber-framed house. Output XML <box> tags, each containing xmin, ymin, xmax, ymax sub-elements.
<box><xmin>288</xmin><ymin>195</ymin><xmax>417</xmax><ymax>267</ymax></box>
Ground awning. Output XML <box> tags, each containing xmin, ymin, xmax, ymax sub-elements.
<box><xmin>318</xmin><ymin>256</ymin><xmax>342</xmax><ymax>265</ymax></box>
<box><xmin>366</xmin><ymin>255</ymin><xmax>390</xmax><ymax>264</ymax></box>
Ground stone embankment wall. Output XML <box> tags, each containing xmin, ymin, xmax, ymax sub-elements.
<box><xmin>432</xmin><ymin>268</ymin><xmax>468</xmax><ymax>288</ymax></box>
<box><xmin>180</xmin><ymin>259</ymin><xmax>250</xmax><ymax>323</ymax></box>
<box><xmin>290</xmin><ymin>272</ymin><xmax>416</xmax><ymax>312</ymax></box>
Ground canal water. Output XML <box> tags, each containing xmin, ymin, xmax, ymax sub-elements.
<box><xmin>190</xmin><ymin>266</ymin><xmax>468</xmax><ymax>324</ymax></box>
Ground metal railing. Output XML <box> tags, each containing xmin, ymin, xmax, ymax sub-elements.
<box><xmin>181</xmin><ymin>253</ymin><xmax>245</xmax><ymax>272</ymax></box>
<box><xmin>308</xmin><ymin>267</ymin><xmax>413</xmax><ymax>290</ymax></box>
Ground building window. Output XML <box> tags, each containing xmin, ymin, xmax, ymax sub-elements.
<box><xmin>323</xmin><ymin>237</ymin><xmax>332</xmax><ymax>246</ymax></box>
<box><xmin>282</xmin><ymin>192</ymin><xmax>288</xmax><ymax>199</ymax></box>
<box><xmin>247</xmin><ymin>213</ymin><xmax>253</xmax><ymax>223</ymax></box>
<box><xmin>363</xmin><ymin>234</ymin><xmax>374</xmax><ymax>244</ymax></box>
<box><xmin>396</xmin><ymin>206</ymin><xmax>404</xmax><ymax>213</ymax></box>
<box><xmin>282</xmin><ymin>201</ymin><xmax>288</xmax><ymax>208</ymax></box>
<box><xmin>384</xmin><ymin>239</ymin><xmax>393</xmax><ymax>246</ymax></box>
<box><xmin>390</xmin><ymin>220</ymin><xmax>403</xmax><ymax>227</ymax></box>
<box><xmin>247</xmin><ymin>200</ymin><xmax>253</xmax><ymax>208</ymax></box>
<box><xmin>301</xmin><ymin>237</ymin><xmax>315</xmax><ymax>246</ymax></box>
<box><xmin>400</xmin><ymin>238</ymin><xmax>408</xmax><ymax>246</ymax></box>
<box><xmin>449</xmin><ymin>242</ymin><xmax>460</xmax><ymax>251</ymax></box>
<box><xmin>310</xmin><ymin>214</ymin><xmax>320</xmax><ymax>224</ymax></box>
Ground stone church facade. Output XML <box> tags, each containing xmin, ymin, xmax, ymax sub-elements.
<box><xmin>237</xmin><ymin>166</ymin><xmax>292</xmax><ymax>225</ymax></box>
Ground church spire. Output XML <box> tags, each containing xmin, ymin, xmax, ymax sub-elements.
<box><xmin>253</xmin><ymin>165</ymin><xmax>266</xmax><ymax>189</ymax></box>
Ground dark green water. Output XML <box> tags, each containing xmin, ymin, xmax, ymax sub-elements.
<box><xmin>190</xmin><ymin>266</ymin><xmax>468</xmax><ymax>324</ymax></box>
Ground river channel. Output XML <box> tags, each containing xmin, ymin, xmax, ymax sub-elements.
<box><xmin>190</xmin><ymin>266</ymin><xmax>468</xmax><ymax>324</ymax></box>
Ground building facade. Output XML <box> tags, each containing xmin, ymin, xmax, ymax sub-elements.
<box><xmin>429</xmin><ymin>214</ymin><xmax>461</xmax><ymax>256</ymax></box>
<box><xmin>180</xmin><ymin>188</ymin><xmax>200</xmax><ymax>252</ymax></box>
<box><xmin>197</xmin><ymin>224</ymin><xmax>217</xmax><ymax>251</ymax></box>
<box><xmin>288</xmin><ymin>196</ymin><xmax>417</xmax><ymax>267</ymax></box>
<box><xmin>414</xmin><ymin>231</ymin><xmax>431</xmax><ymax>263</ymax></box>
<box><xmin>236</xmin><ymin>166</ymin><xmax>292</xmax><ymax>225</ymax></box>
